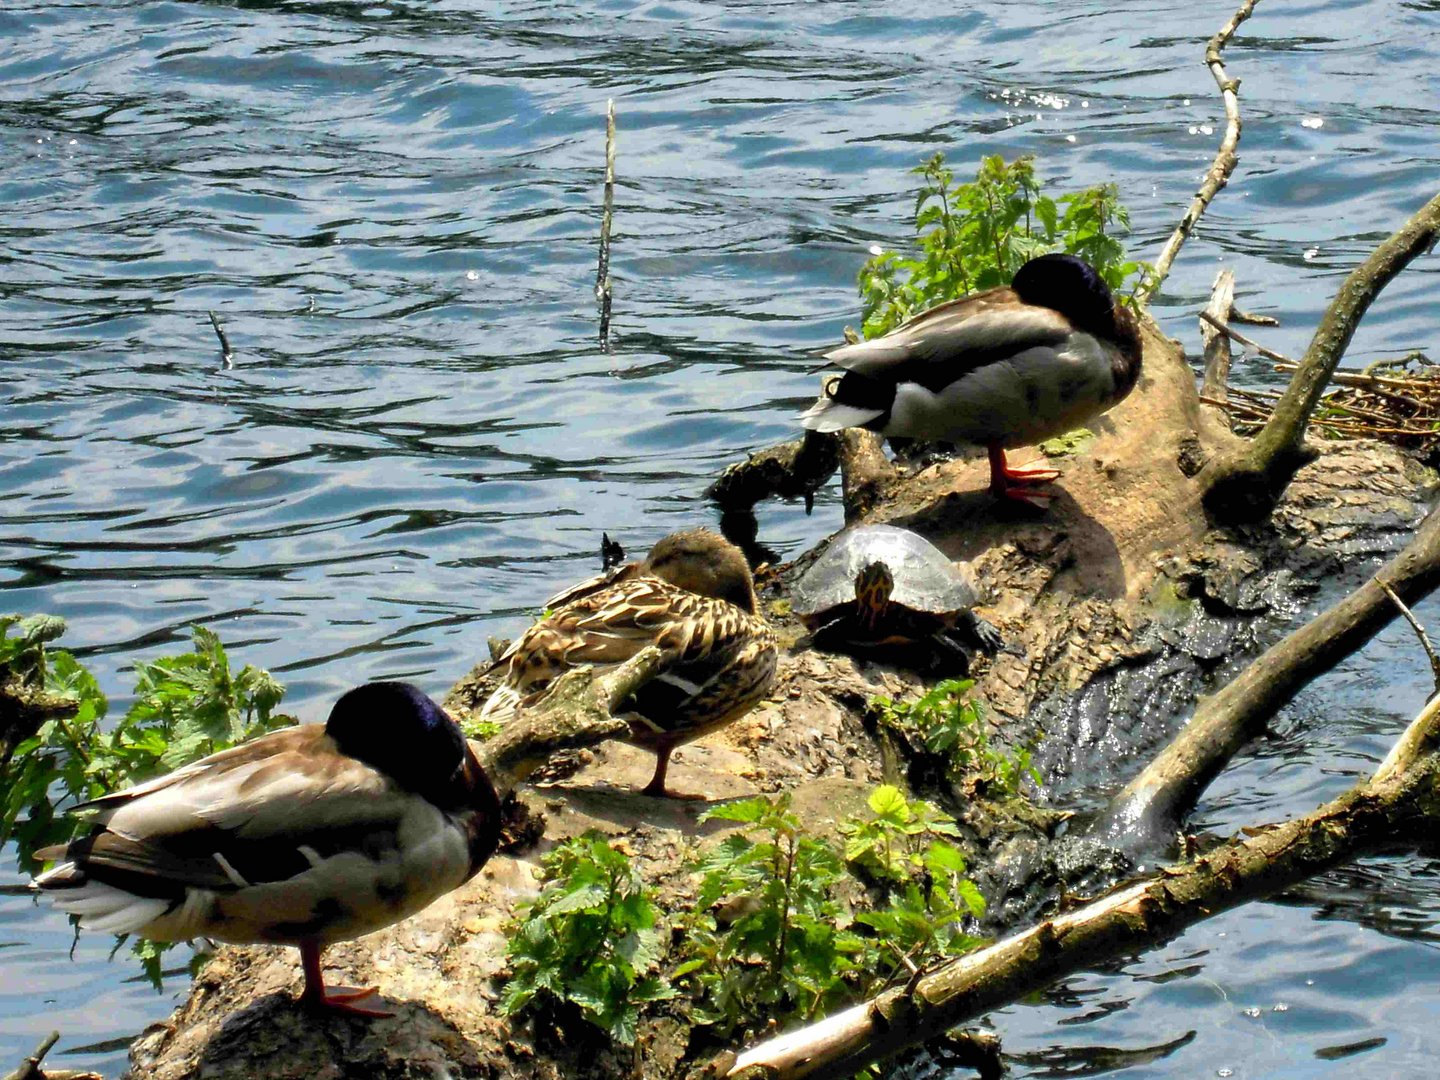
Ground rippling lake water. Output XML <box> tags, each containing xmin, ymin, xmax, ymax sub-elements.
<box><xmin>2</xmin><ymin>0</ymin><xmax>1438</xmax><ymax>1075</ymax></box>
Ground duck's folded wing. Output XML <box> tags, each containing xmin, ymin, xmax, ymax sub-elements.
<box><xmin>500</xmin><ymin>579</ymin><xmax>774</xmax><ymax>703</ymax></box>
<box><xmin>824</xmin><ymin>294</ymin><xmax>1071</xmax><ymax>384</ymax></box>
<box><xmin>628</xmin><ymin>621</ymin><xmax>778</xmax><ymax>737</ymax></box>
<box><xmin>52</xmin><ymin>727</ymin><xmax>412</xmax><ymax>896</ymax></box>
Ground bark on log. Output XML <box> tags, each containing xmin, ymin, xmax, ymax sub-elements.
<box><xmin>1100</xmin><ymin>505</ymin><xmax>1440</xmax><ymax>845</ymax></box>
<box><xmin>1201</xmin><ymin>190</ymin><xmax>1440</xmax><ymax>523</ymax></box>
<box><xmin>713</xmin><ymin>692</ymin><xmax>1440</xmax><ymax>1080</ymax></box>
<box><xmin>477</xmin><ymin>647</ymin><xmax>661</xmax><ymax>799</ymax></box>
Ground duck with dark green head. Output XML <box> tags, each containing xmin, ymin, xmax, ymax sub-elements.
<box><xmin>801</xmin><ymin>253</ymin><xmax>1142</xmax><ymax>506</ymax></box>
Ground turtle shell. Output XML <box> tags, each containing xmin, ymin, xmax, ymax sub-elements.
<box><xmin>791</xmin><ymin>524</ymin><xmax>978</xmax><ymax>627</ymax></box>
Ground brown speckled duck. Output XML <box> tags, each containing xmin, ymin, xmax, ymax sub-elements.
<box><xmin>800</xmin><ymin>253</ymin><xmax>1142</xmax><ymax>505</ymax></box>
<box><xmin>32</xmin><ymin>682</ymin><xmax>501</xmax><ymax>1017</ymax></box>
<box><xmin>483</xmin><ymin>529</ymin><xmax>778</xmax><ymax>798</ymax></box>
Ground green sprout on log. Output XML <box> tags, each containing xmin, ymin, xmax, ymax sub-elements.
<box><xmin>871</xmin><ymin>679</ymin><xmax>1040</xmax><ymax>798</ymax></box>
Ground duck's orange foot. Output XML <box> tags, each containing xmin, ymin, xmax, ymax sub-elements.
<box><xmin>986</xmin><ymin>445</ymin><xmax>1060</xmax><ymax>507</ymax></box>
<box><xmin>304</xmin><ymin>984</ymin><xmax>393</xmax><ymax>1019</ymax></box>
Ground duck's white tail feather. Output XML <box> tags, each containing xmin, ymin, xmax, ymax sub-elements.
<box><xmin>479</xmin><ymin>683</ymin><xmax>522</xmax><ymax>726</ymax></box>
<box><xmin>797</xmin><ymin>396</ymin><xmax>883</xmax><ymax>432</ymax></box>
<box><xmin>34</xmin><ymin>868</ymin><xmax>170</xmax><ymax>935</ymax></box>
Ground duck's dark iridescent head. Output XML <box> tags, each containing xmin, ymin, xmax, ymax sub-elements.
<box><xmin>643</xmin><ymin>528</ymin><xmax>758</xmax><ymax>613</ymax></box>
<box><xmin>1012</xmin><ymin>254</ymin><xmax>1118</xmax><ymax>339</ymax></box>
<box><xmin>326</xmin><ymin>681</ymin><xmax>468</xmax><ymax>805</ymax></box>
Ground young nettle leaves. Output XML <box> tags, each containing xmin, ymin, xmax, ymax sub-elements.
<box><xmin>840</xmin><ymin>787</ymin><xmax>986</xmax><ymax>990</ymax></box>
<box><xmin>871</xmin><ymin>679</ymin><xmax>1040</xmax><ymax>798</ymax></box>
<box><xmin>675</xmin><ymin>794</ymin><xmax>861</xmax><ymax>1038</ymax></box>
<box><xmin>0</xmin><ymin>618</ymin><xmax>290</xmax><ymax>989</ymax></box>
<box><xmin>502</xmin><ymin>832</ymin><xmax>674</xmax><ymax>1045</ymax></box>
<box><xmin>858</xmin><ymin>152</ymin><xmax>1150</xmax><ymax>340</ymax></box>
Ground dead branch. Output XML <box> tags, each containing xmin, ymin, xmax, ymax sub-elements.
<box><xmin>707</xmin><ymin>430</ymin><xmax>841</xmax><ymax>513</ymax></box>
<box><xmin>3</xmin><ymin>1032</ymin><xmax>100</xmax><ymax>1080</ymax></box>
<box><xmin>1201</xmin><ymin>190</ymin><xmax>1440</xmax><ymax>523</ymax></box>
<box><xmin>714</xmin><ymin>691</ymin><xmax>1440</xmax><ymax>1080</ymax></box>
<box><xmin>838</xmin><ymin>429</ymin><xmax>898</xmax><ymax>522</ymax></box>
<box><xmin>1100</xmin><ymin>504</ymin><xmax>1440</xmax><ymax>844</ymax></box>
<box><xmin>1136</xmin><ymin>0</ymin><xmax>1258</xmax><ymax>303</ymax></box>
<box><xmin>3</xmin><ymin>1033</ymin><xmax>58</xmax><ymax>1080</ymax></box>
<box><xmin>1198</xmin><ymin>309</ymin><xmax>1292</xmax><ymax>365</ymax></box>
<box><xmin>207</xmin><ymin>311</ymin><xmax>233</xmax><ymax>368</ymax></box>
<box><xmin>597</xmin><ymin>99</ymin><xmax>617</xmax><ymax>348</ymax></box>
<box><xmin>474</xmin><ymin>647</ymin><xmax>659</xmax><ymax>799</ymax></box>
<box><xmin>1199</xmin><ymin>269</ymin><xmax>1236</xmax><ymax>429</ymax></box>
<box><xmin>1378</xmin><ymin>579</ymin><xmax>1440</xmax><ymax>698</ymax></box>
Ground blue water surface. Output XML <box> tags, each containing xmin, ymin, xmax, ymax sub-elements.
<box><xmin>1</xmin><ymin>0</ymin><xmax>1438</xmax><ymax>1075</ymax></box>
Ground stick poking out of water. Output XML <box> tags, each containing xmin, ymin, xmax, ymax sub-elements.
<box><xmin>208</xmin><ymin>311</ymin><xmax>234</xmax><ymax>369</ymax></box>
<box><xmin>596</xmin><ymin>99</ymin><xmax>617</xmax><ymax>349</ymax></box>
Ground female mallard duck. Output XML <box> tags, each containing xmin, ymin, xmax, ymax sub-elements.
<box><xmin>800</xmin><ymin>253</ymin><xmax>1142</xmax><ymax>505</ymax></box>
<box><xmin>31</xmin><ymin>681</ymin><xmax>501</xmax><ymax>1017</ymax></box>
<box><xmin>483</xmin><ymin>529</ymin><xmax>777</xmax><ymax>798</ymax></box>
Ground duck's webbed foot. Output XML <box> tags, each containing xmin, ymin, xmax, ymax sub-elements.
<box><xmin>299</xmin><ymin>941</ymin><xmax>394</xmax><ymax>1019</ymax></box>
<box><xmin>987</xmin><ymin>445</ymin><xmax>1059</xmax><ymax>508</ymax></box>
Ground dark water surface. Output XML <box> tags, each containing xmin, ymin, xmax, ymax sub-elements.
<box><xmin>2</xmin><ymin>0</ymin><xmax>1438</xmax><ymax>1075</ymax></box>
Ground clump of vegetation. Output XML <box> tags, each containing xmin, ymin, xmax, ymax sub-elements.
<box><xmin>842</xmin><ymin>786</ymin><xmax>986</xmax><ymax>989</ymax></box>
<box><xmin>0</xmin><ymin>618</ymin><xmax>292</xmax><ymax>985</ymax></box>
<box><xmin>871</xmin><ymin>679</ymin><xmax>1040</xmax><ymax>798</ymax></box>
<box><xmin>858</xmin><ymin>153</ymin><xmax>1148</xmax><ymax>339</ymax></box>
<box><xmin>502</xmin><ymin>832</ymin><xmax>675</xmax><ymax>1044</ymax></box>
<box><xmin>675</xmin><ymin>794</ymin><xmax>859</xmax><ymax>1037</ymax></box>
<box><xmin>494</xmin><ymin>788</ymin><xmax>992</xmax><ymax>1054</ymax></box>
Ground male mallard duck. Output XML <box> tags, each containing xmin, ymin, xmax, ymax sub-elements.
<box><xmin>799</xmin><ymin>253</ymin><xmax>1142</xmax><ymax>505</ymax></box>
<box><xmin>483</xmin><ymin>529</ymin><xmax>778</xmax><ymax>798</ymax></box>
<box><xmin>31</xmin><ymin>681</ymin><xmax>501</xmax><ymax>1017</ymax></box>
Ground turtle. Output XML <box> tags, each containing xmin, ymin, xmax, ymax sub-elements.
<box><xmin>790</xmin><ymin>524</ymin><xmax>1003</xmax><ymax>667</ymax></box>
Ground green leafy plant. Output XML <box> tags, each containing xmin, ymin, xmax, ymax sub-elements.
<box><xmin>858</xmin><ymin>153</ymin><xmax>1149</xmax><ymax>339</ymax></box>
<box><xmin>502</xmin><ymin>832</ymin><xmax>674</xmax><ymax>1044</ymax></box>
<box><xmin>871</xmin><ymin>679</ymin><xmax>1039</xmax><ymax>798</ymax></box>
<box><xmin>674</xmin><ymin>794</ymin><xmax>860</xmax><ymax>1037</ymax></box>
<box><xmin>840</xmin><ymin>786</ymin><xmax>986</xmax><ymax>990</ymax></box>
<box><xmin>0</xmin><ymin>620</ymin><xmax>291</xmax><ymax>986</ymax></box>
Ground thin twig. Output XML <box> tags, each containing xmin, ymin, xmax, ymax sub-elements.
<box><xmin>208</xmin><ymin>311</ymin><xmax>233</xmax><ymax>369</ymax></box>
<box><xmin>596</xmin><ymin>99</ymin><xmax>617</xmax><ymax>349</ymax></box>
<box><xmin>1137</xmin><ymin>0</ymin><xmax>1259</xmax><ymax>303</ymax></box>
<box><xmin>1377</xmin><ymin>579</ymin><xmax>1440</xmax><ymax>698</ymax></box>
<box><xmin>1198</xmin><ymin>309</ymin><xmax>1293</xmax><ymax>364</ymax></box>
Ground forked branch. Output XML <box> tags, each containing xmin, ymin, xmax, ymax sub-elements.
<box><xmin>1201</xmin><ymin>190</ymin><xmax>1440</xmax><ymax>522</ymax></box>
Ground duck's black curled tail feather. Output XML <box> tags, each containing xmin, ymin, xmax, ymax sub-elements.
<box><xmin>798</xmin><ymin>370</ymin><xmax>896</xmax><ymax>432</ymax></box>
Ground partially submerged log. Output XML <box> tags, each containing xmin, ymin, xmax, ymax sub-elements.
<box><xmin>1100</xmin><ymin>506</ymin><xmax>1440</xmax><ymax>845</ymax></box>
<box><xmin>717</xmin><ymin>690</ymin><xmax>1440</xmax><ymax>1079</ymax></box>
